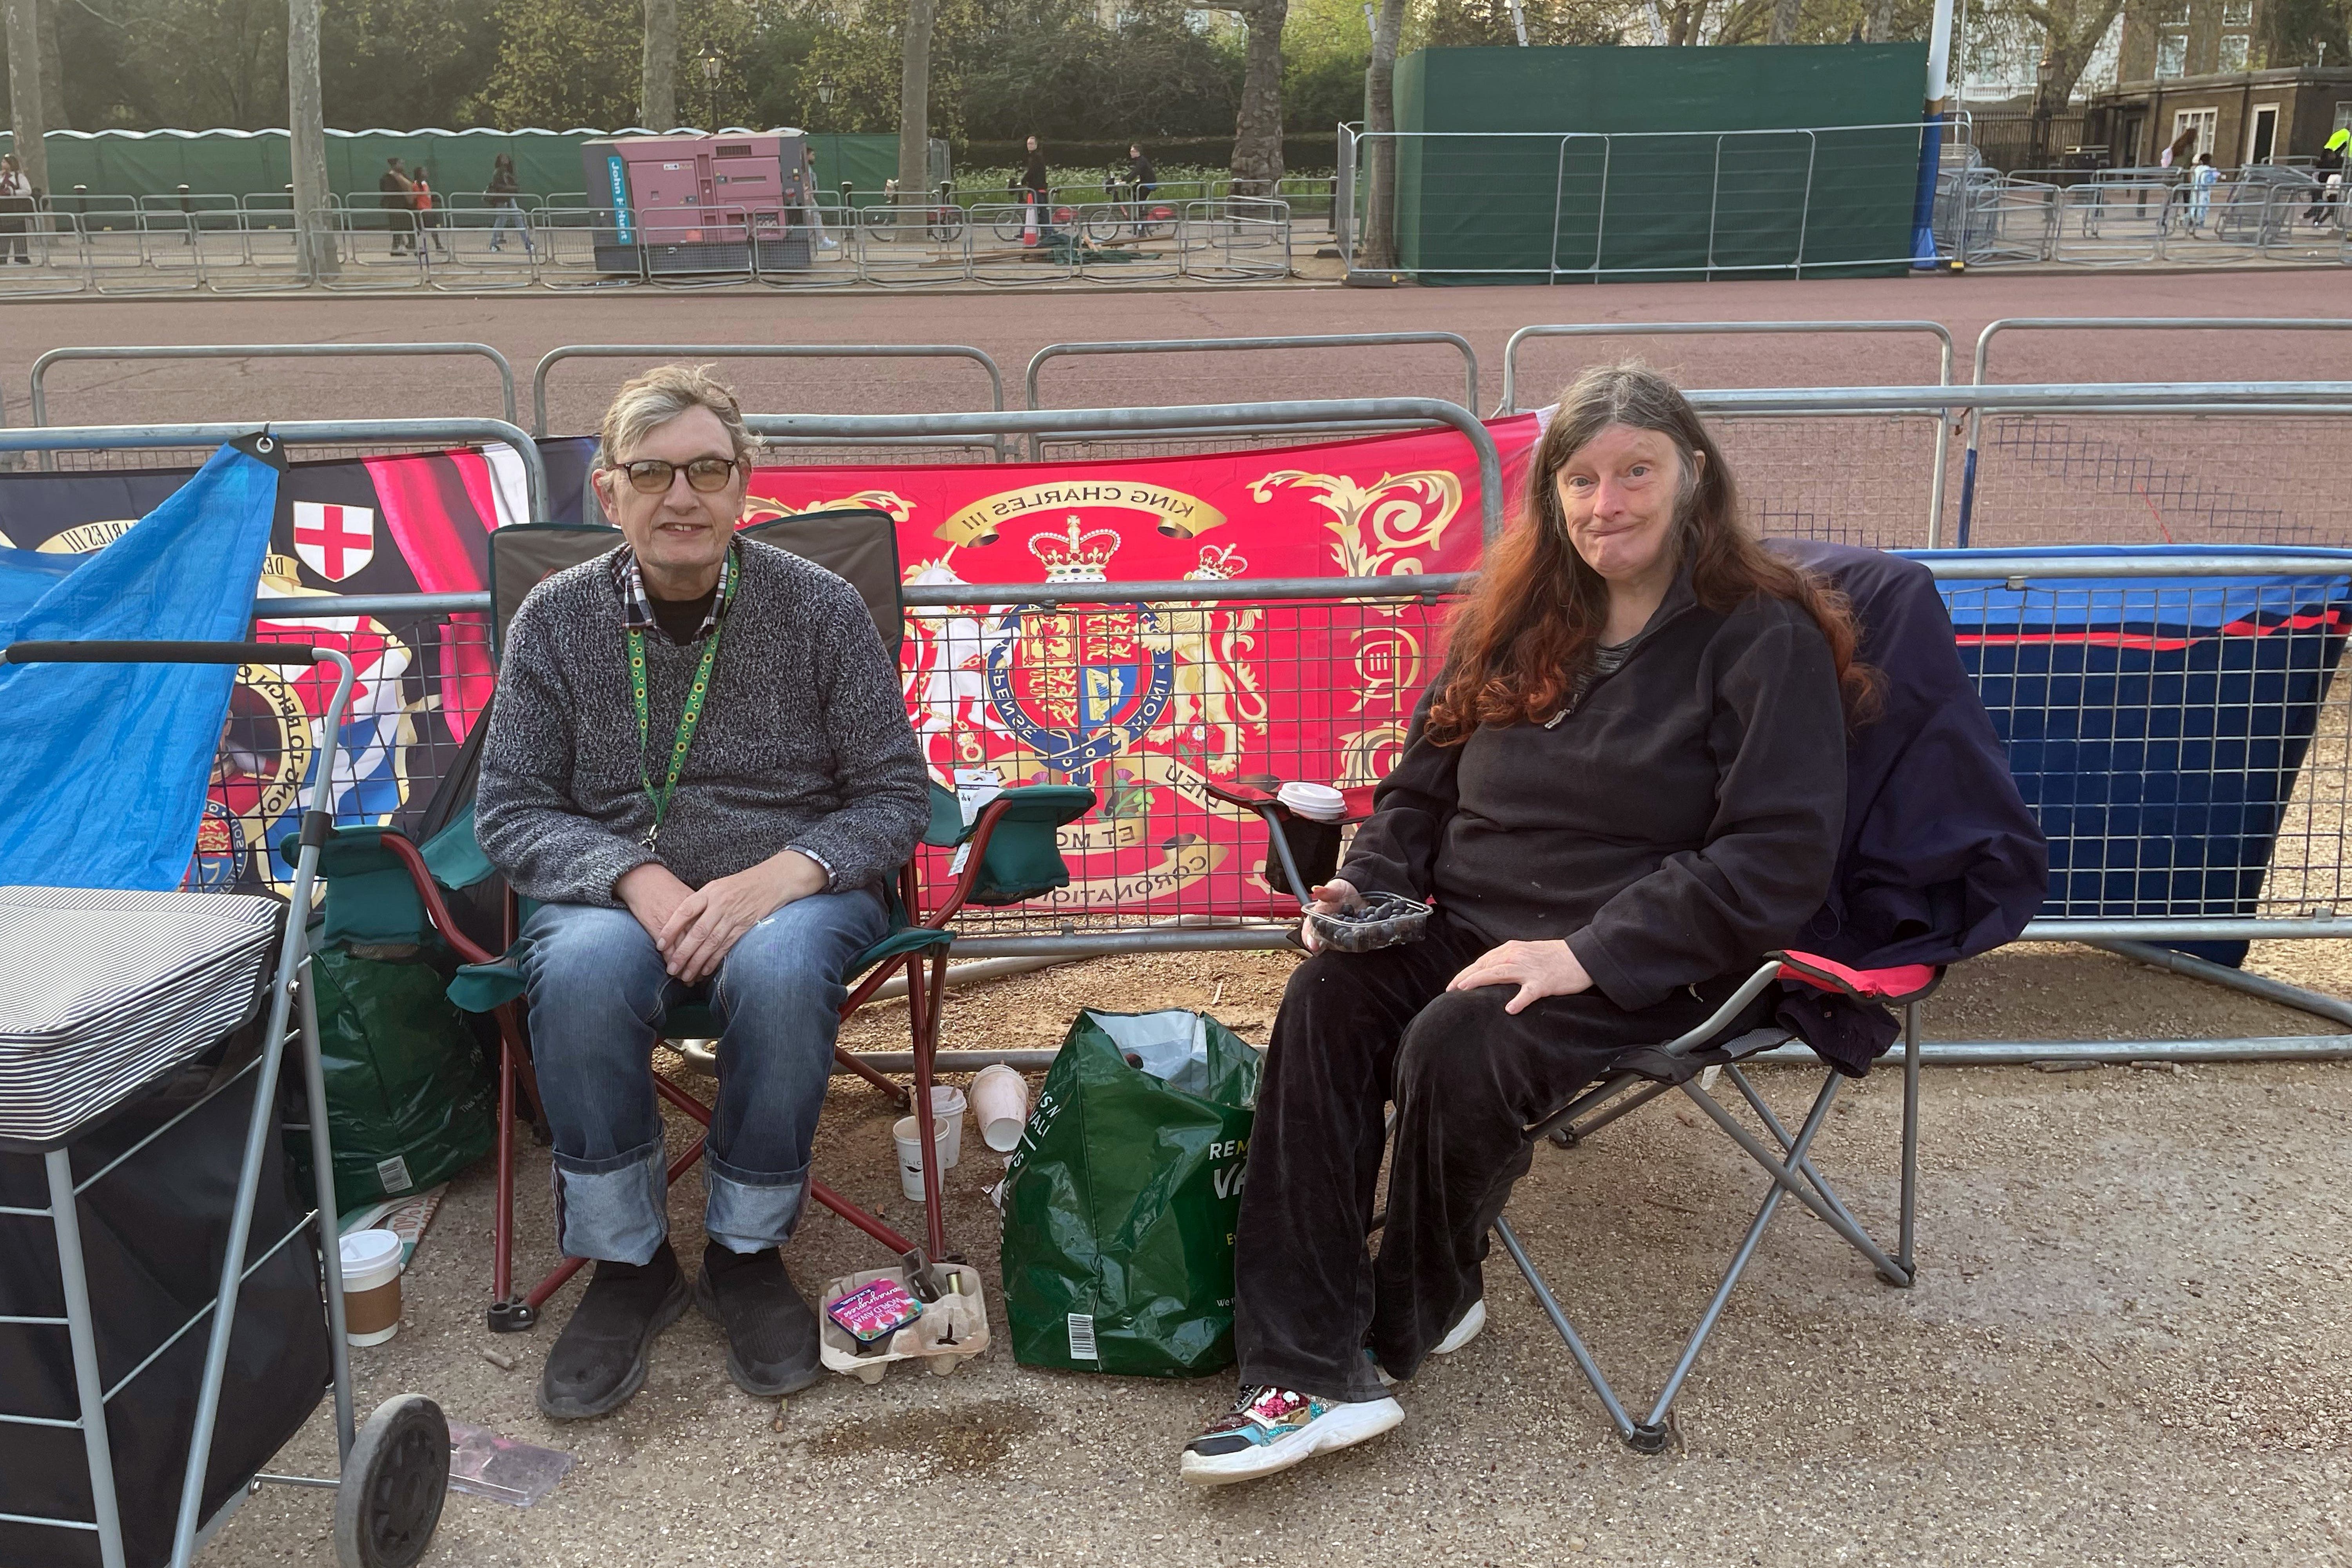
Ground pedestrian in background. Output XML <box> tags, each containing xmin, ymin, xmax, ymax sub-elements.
<box><xmin>2187</xmin><ymin>152</ymin><xmax>2218</xmax><ymax>231</ymax></box>
<box><xmin>379</xmin><ymin>158</ymin><xmax>415</xmax><ymax>255</ymax></box>
<box><xmin>1021</xmin><ymin>134</ymin><xmax>1048</xmax><ymax>246</ymax></box>
<box><xmin>2308</xmin><ymin>129</ymin><xmax>2347</xmax><ymax>227</ymax></box>
<box><xmin>2159</xmin><ymin>125</ymin><xmax>2197</xmax><ymax>170</ymax></box>
<box><xmin>488</xmin><ymin>152</ymin><xmax>535</xmax><ymax>255</ymax></box>
<box><xmin>0</xmin><ymin>155</ymin><xmax>33</xmax><ymax>264</ymax></box>
<box><xmin>412</xmin><ymin>164</ymin><xmax>450</xmax><ymax>258</ymax></box>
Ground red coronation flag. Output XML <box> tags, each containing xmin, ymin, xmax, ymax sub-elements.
<box><xmin>744</xmin><ymin>415</ymin><xmax>1541</xmax><ymax>923</ymax></box>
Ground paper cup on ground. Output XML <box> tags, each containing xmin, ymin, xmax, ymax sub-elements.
<box><xmin>969</xmin><ymin>1064</ymin><xmax>1030</xmax><ymax>1154</ymax></box>
<box><xmin>339</xmin><ymin>1229</ymin><xmax>404</xmax><ymax>1347</ymax></box>
<box><xmin>893</xmin><ymin>1114</ymin><xmax>951</xmax><ymax>1202</ymax></box>
<box><xmin>1276</xmin><ymin>782</ymin><xmax>1346</xmax><ymax>822</ymax></box>
<box><xmin>927</xmin><ymin>1084</ymin><xmax>967</xmax><ymax>1168</ymax></box>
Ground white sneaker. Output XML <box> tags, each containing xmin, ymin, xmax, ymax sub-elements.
<box><xmin>1373</xmin><ymin>1296</ymin><xmax>1486</xmax><ymax>1386</ymax></box>
<box><xmin>1180</xmin><ymin>1385</ymin><xmax>1404</xmax><ymax>1486</ymax></box>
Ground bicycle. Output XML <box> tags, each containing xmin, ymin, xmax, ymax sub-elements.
<box><xmin>859</xmin><ymin>180</ymin><xmax>966</xmax><ymax>245</ymax></box>
<box><xmin>992</xmin><ymin>178</ymin><xmax>1074</xmax><ymax>243</ymax></box>
<box><xmin>1084</xmin><ymin>176</ymin><xmax>1176</xmax><ymax>242</ymax></box>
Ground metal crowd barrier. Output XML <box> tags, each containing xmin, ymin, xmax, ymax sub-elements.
<box><xmin>0</xmin><ymin>418</ymin><xmax>548</xmax><ymax>524</ymax></box>
<box><xmin>1499</xmin><ymin>321</ymin><xmax>1958</xmax><ymax>546</ymax></box>
<box><xmin>739</xmin><ymin>397</ymin><xmax>1504</xmax><ymax>538</ymax></box>
<box><xmin>20</xmin><ymin>378</ymin><xmax>2339</xmax><ymax>1064</ymax></box>
<box><xmin>1956</xmin><ymin>325</ymin><xmax>2352</xmax><ymax>550</ymax></box>
<box><xmin>529</xmin><ymin>343</ymin><xmax>1008</xmax><ymax>459</ymax></box>
<box><xmin>1026</xmin><ymin>332</ymin><xmax>1479</xmax><ymax>415</ymax></box>
<box><xmin>28</xmin><ymin>343</ymin><xmax>521</xmax><ymax>433</ymax></box>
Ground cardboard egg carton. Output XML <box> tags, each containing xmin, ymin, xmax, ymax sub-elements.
<box><xmin>817</xmin><ymin>1262</ymin><xmax>989</xmax><ymax>1384</ymax></box>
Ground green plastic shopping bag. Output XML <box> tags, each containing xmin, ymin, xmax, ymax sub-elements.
<box><xmin>998</xmin><ymin>1009</ymin><xmax>1263</xmax><ymax>1377</ymax></box>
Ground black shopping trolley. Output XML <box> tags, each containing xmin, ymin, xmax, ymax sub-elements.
<box><xmin>0</xmin><ymin>640</ymin><xmax>450</xmax><ymax>1568</ymax></box>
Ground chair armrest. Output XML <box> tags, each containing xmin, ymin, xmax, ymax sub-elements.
<box><xmin>1773</xmin><ymin>951</ymin><xmax>1944</xmax><ymax>1006</ymax></box>
<box><xmin>927</xmin><ymin>782</ymin><xmax>1098</xmax><ymax>920</ymax></box>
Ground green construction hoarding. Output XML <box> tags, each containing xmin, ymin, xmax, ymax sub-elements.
<box><xmin>0</xmin><ymin>127</ymin><xmax>901</xmax><ymax>205</ymax></box>
<box><xmin>1393</xmin><ymin>44</ymin><xmax>1931</xmax><ymax>283</ymax></box>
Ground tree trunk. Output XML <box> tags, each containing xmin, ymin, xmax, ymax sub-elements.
<box><xmin>1863</xmin><ymin>0</ymin><xmax>1895</xmax><ymax>42</ymax></box>
<box><xmin>288</xmin><ymin>0</ymin><xmax>336</xmax><ymax>279</ymax></box>
<box><xmin>1766</xmin><ymin>0</ymin><xmax>1802</xmax><ymax>44</ymax></box>
<box><xmin>4</xmin><ymin>0</ymin><xmax>48</xmax><ymax>203</ymax></box>
<box><xmin>36</xmin><ymin>0</ymin><xmax>62</xmax><ymax>131</ymax></box>
<box><xmin>1362</xmin><ymin>0</ymin><xmax>1405</xmax><ymax>267</ymax></box>
<box><xmin>1228</xmin><ymin>0</ymin><xmax>1287</xmax><ymax>194</ymax></box>
<box><xmin>2026</xmin><ymin>0</ymin><xmax>2127</xmax><ymax>109</ymax></box>
<box><xmin>897</xmin><ymin>0</ymin><xmax>939</xmax><ymax>238</ymax></box>
<box><xmin>640</xmin><ymin>0</ymin><xmax>677</xmax><ymax>130</ymax></box>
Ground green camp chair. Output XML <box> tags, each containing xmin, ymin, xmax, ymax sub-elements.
<box><xmin>306</xmin><ymin>511</ymin><xmax>1095</xmax><ymax>1332</ymax></box>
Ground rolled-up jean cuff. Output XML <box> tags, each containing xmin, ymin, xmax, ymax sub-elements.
<box><xmin>552</xmin><ymin>1140</ymin><xmax>668</xmax><ymax>1265</ymax></box>
<box><xmin>704</xmin><ymin>1150</ymin><xmax>811</xmax><ymax>1254</ymax></box>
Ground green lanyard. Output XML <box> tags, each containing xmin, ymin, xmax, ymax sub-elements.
<box><xmin>627</xmin><ymin>620</ymin><xmax>723</xmax><ymax>850</ymax></box>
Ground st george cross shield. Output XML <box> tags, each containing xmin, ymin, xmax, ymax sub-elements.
<box><xmin>986</xmin><ymin>606</ymin><xmax>1174</xmax><ymax>772</ymax></box>
<box><xmin>292</xmin><ymin>500</ymin><xmax>376</xmax><ymax>582</ymax></box>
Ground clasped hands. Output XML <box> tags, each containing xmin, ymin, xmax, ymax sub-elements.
<box><xmin>616</xmin><ymin>849</ymin><xmax>828</xmax><ymax>983</ymax></box>
<box><xmin>1301</xmin><ymin>877</ymin><xmax>1593</xmax><ymax>1014</ymax></box>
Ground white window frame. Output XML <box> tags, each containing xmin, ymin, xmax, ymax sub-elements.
<box><xmin>2173</xmin><ymin>107</ymin><xmax>2219</xmax><ymax>157</ymax></box>
<box><xmin>2218</xmin><ymin>33</ymin><xmax>2250</xmax><ymax>71</ymax></box>
<box><xmin>2157</xmin><ymin>32</ymin><xmax>2189</xmax><ymax>77</ymax></box>
<box><xmin>2220</xmin><ymin>0</ymin><xmax>2252</xmax><ymax>23</ymax></box>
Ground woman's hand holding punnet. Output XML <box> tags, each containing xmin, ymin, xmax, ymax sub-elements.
<box><xmin>1298</xmin><ymin>878</ymin><xmax>1361</xmax><ymax>953</ymax></box>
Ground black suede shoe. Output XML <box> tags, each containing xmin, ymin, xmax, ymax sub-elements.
<box><xmin>536</xmin><ymin>1241</ymin><xmax>689</xmax><ymax>1420</ymax></box>
<box><xmin>695</xmin><ymin>1242</ymin><xmax>824</xmax><ymax>1397</ymax></box>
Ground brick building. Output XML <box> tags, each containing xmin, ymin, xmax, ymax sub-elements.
<box><xmin>2082</xmin><ymin>0</ymin><xmax>2352</xmax><ymax>166</ymax></box>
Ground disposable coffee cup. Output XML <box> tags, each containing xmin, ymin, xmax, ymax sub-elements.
<box><xmin>927</xmin><ymin>1083</ymin><xmax>967</xmax><ymax>1168</ymax></box>
<box><xmin>1276</xmin><ymin>782</ymin><xmax>1347</xmax><ymax>822</ymax></box>
<box><xmin>339</xmin><ymin>1229</ymin><xmax>404</xmax><ymax>1347</ymax></box>
<box><xmin>893</xmin><ymin>1114</ymin><xmax>951</xmax><ymax>1203</ymax></box>
<box><xmin>969</xmin><ymin>1064</ymin><xmax>1030</xmax><ymax>1154</ymax></box>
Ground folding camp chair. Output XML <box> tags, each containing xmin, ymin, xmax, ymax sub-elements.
<box><xmin>310</xmin><ymin>512</ymin><xmax>1093</xmax><ymax>1333</ymax></box>
<box><xmin>1240</xmin><ymin>541</ymin><xmax>2043</xmax><ymax>1449</ymax></box>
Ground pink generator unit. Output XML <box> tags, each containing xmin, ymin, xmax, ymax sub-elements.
<box><xmin>580</xmin><ymin>131</ymin><xmax>819</xmax><ymax>276</ymax></box>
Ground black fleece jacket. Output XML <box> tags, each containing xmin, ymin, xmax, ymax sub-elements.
<box><xmin>1338</xmin><ymin>571</ymin><xmax>1847</xmax><ymax>1013</ymax></box>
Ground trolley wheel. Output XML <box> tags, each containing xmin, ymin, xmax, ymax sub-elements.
<box><xmin>334</xmin><ymin>1394</ymin><xmax>450</xmax><ymax>1568</ymax></box>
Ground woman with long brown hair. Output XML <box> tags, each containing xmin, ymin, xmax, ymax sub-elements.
<box><xmin>1183</xmin><ymin>364</ymin><xmax>1862</xmax><ymax>1485</ymax></box>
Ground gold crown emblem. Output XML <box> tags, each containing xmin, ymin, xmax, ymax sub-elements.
<box><xmin>1027</xmin><ymin>515</ymin><xmax>1122</xmax><ymax>582</ymax></box>
<box><xmin>1187</xmin><ymin>543</ymin><xmax>1249</xmax><ymax>581</ymax></box>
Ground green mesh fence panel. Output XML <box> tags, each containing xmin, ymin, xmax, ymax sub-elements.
<box><xmin>1392</xmin><ymin>44</ymin><xmax>1929</xmax><ymax>284</ymax></box>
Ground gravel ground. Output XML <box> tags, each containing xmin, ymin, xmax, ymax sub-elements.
<box><xmin>199</xmin><ymin>941</ymin><xmax>2352</xmax><ymax>1568</ymax></box>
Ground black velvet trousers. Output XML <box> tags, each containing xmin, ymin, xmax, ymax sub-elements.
<box><xmin>1232</xmin><ymin>910</ymin><xmax>1750</xmax><ymax>1403</ymax></box>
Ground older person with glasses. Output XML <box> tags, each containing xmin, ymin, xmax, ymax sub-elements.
<box><xmin>476</xmin><ymin>363</ymin><xmax>929</xmax><ymax>1419</ymax></box>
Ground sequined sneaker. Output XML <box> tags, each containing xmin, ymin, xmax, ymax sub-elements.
<box><xmin>1180</xmin><ymin>1384</ymin><xmax>1405</xmax><ymax>1486</ymax></box>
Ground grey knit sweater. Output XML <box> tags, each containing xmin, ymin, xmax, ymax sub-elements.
<box><xmin>476</xmin><ymin>539</ymin><xmax>929</xmax><ymax>907</ymax></box>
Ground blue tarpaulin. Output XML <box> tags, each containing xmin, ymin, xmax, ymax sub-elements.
<box><xmin>0</xmin><ymin>441</ymin><xmax>281</xmax><ymax>890</ymax></box>
<box><xmin>1926</xmin><ymin>545</ymin><xmax>2352</xmax><ymax>965</ymax></box>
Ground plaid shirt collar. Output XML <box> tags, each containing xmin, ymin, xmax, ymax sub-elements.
<box><xmin>608</xmin><ymin>541</ymin><xmax>736</xmax><ymax>640</ymax></box>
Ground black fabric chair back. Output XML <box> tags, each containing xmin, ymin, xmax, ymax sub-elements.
<box><xmin>739</xmin><ymin>508</ymin><xmax>904</xmax><ymax>650</ymax></box>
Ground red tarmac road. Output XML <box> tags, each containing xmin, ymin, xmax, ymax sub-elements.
<box><xmin>0</xmin><ymin>271</ymin><xmax>2346</xmax><ymax>437</ymax></box>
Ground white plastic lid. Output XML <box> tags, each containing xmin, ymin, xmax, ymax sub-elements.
<box><xmin>1277</xmin><ymin>782</ymin><xmax>1347</xmax><ymax>822</ymax></box>
<box><xmin>339</xmin><ymin>1229</ymin><xmax>403</xmax><ymax>1289</ymax></box>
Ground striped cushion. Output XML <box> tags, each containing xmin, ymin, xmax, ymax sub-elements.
<box><xmin>0</xmin><ymin>887</ymin><xmax>283</xmax><ymax>1143</ymax></box>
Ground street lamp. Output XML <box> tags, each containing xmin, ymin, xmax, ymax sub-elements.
<box><xmin>700</xmin><ymin>45</ymin><xmax>723</xmax><ymax>131</ymax></box>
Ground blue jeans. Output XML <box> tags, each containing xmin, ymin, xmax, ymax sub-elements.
<box><xmin>518</xmin><ymin>889</ymin><xmax>887</xmax><ymax>1264</ymax></box>
<box><xmin>489</xmin><ymin>203</ymin><xmax>532</xmax><ymax>250</ymax></box>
